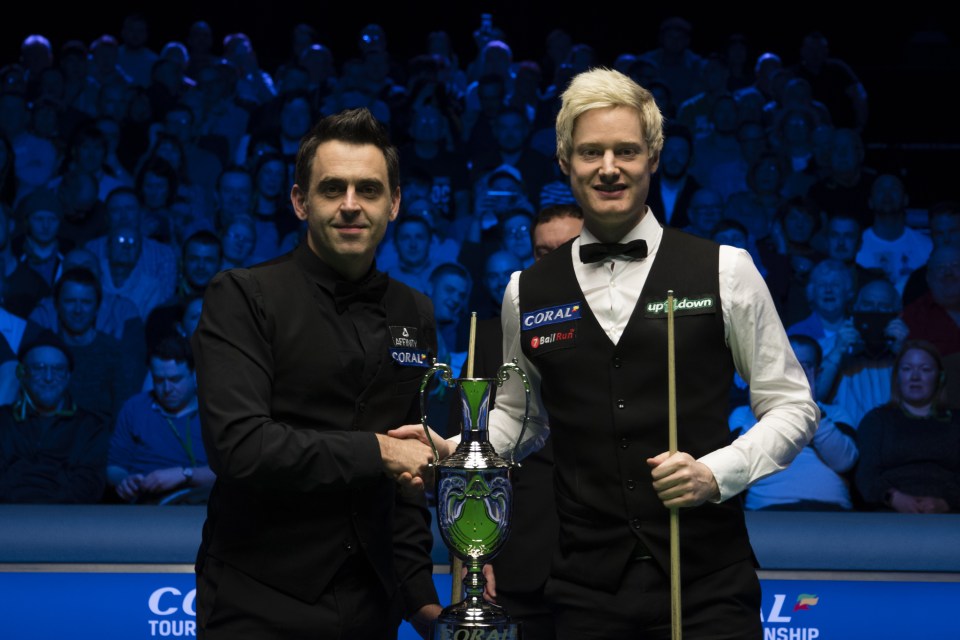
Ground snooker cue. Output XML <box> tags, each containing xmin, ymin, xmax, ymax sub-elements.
<box><xmin>667</xmin><ymin>291</ymin><xmax>682</xmax><ymax>640</ymax></box>
<box><xmin>450</xmin><ymin>312</ymin><xmax>478</xmax><ymax>604</ymax></box>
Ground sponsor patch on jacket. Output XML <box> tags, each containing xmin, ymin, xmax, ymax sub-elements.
<box><xmin>522</xmin><ymin>302</ymin><xmax>581</xmax><ymax>330</ymax></box>
<box><xmin>389</xmin><ymin>325</ymin><xmax>419</xmax><ymax>348</ymax></box>
<box><xmin>528</xmin><ymin>323</ymin><xmax>577</xmax><ymax>353</ymax></box>
<box><xmin>390</xmin><ymin>348</ymin><xmax>430</xmax><ymax>367</ymax></box>
<box><xmin>643</xmin><ymin>294</ymin><xmax>716</xmax><ymax>317</ymax></box>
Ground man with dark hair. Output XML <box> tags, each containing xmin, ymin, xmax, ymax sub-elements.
<box><xmin>107</xmin><ymin>334</ymin><xmax>213</xmax><ymax>504</ymax></box>
<box><xmin>0</xmin><ymin>331</ymin><xmax>109</xmax><ymax>503</ymax></box>
<box><xmin>193</xmin><ymin>107</ymin><xmax>441</xmax><ymax>637</ymax></box>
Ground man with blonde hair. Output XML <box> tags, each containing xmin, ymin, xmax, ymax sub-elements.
<box><xmin>405</xmin><ymin>68</ymin><xmax>817</xmax><ymax>637</ymax></box>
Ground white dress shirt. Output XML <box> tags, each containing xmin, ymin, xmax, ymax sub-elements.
<box><xmin>484</xmin><ymin>209</ymin><xmax>819</xmax><ymax>502</ymax></box>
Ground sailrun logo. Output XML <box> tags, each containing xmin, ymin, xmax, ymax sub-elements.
<box><xmin>761</xmin><ymin>593</ymin><xmax>821</xmax><ymax>639</ymax></box>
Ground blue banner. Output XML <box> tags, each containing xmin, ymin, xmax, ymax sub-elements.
<box><xmin>0</xmin><ymin>571</ymin><xmax>956</xmax><ymax>639</ymax></box>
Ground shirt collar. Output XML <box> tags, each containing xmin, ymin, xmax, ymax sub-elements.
<box><xmin>575</xmin><ymin>207</ymin><xmax>663</xmax><ymax>264</ymax></box>
<box><xmin>292</xmin><ymin>240</ymin><xmax>382</xmax><ymax>296</ymax></box>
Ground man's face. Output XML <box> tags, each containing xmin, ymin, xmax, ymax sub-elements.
<box><xmin>495</xmin><ymin>112</ymin><xmax>527</xmax><ymax>154</ymax></box>
<box><xmin>826</xmin><ymin>218</ymin><xmax>860</xmax><ymax>262</ymax></box>
<box><xmin>930</xmin><ymin>214</ymin><xmax>960</xmax><ymax>250</ymax></box>
<box><xmin>57</xmin><ymin>281</ymin><xmax>98</xmax><ymax>335</ymax></box>
<box><xmin>783</xmin><ymin>207</ymin><xmax>815</xmax><ymax>243</ymax></box>
<box><xmin>869</xmin><ymin>175</ymin><xmax>906</xmax><ymax>215</ymax></box>
<box><xmin>927</xmin><ymin>246</ymin><xmax>960</xmax><ymax>308</ymax></box>
<box><xmin>27</xmin><ymin>210</ymin><xmax>60</xmax><ymax>245</ymax></box>
<box><xmin>20</xmin><ymin>346</ymin><xmax>71</xmax><ymax>412</ymax></box>
<box><xmin>291</xmin><ymin>140</ymin><xmax>399</xmax><ymax>273</ymax></box>
<box><xmin>108</xmin><ymin>227</ymin><xmax>141</xmax><ymax>267</ymax></box>
<box><xmin>501</xmin><ymin>214</ymin><xmax>532</xmax><ymax>261</ymax></box>
<box><xmin>395</xmin><ymin>220</ymin><xmax>431</xmax><ymax>269</ymax></box>
<box><xmin>218</xmin><ymin>172</ymin><xmax>253</xmax><ymax>220</ymax></box>
<box><xmin>106</xmin><ymin>193</ymin><xmax>141</xmax><ymax>230</ymax></box>
<box><xmin>257</xmin><ymin>160</ymin><xmax>286</xmax><ymax>198</ymax></box>
<box><xmin>221</xmin><ymin>222</ymin><xmax>255</xmax><ymax>263</ymax></box>
<box><xmin>560</xmin><ymin>107</ymin><xmax>658</xmax><ymax>239</ymax></box>
<box><xmin>142</xmin><ymin>172</ymin><xmax>169</xmax><ymax>209</ymax></box>
<box><xmin>659</xmin><ymin>137</ymin><xmax>691</xmax><ymax>180</ymax></box>
<box><xmin>854</xmin><ymin>281</ymin><xmax>898</xmax><ymax>312</ymax></box>
<box><xmin>183</xmin><ymin>242</ymin><xmax>220</xmax><ymax>289</ymax></box>
<box><xmin>411</xmin><ymin>106</ymin><xmax>444</xmax><ymax>144</ymax></box>
<box><xmin>534</xmin><ymin>216</ymin><xmax>583</xmax><ymax>261</ymax></box>
<box><xmin>76</xmin><ymin>138</ymin><xmax>105</xmax><ymax>174</ymax></box>
<box><xmin>484</xmin><ymin>252</ymin><xmax>520</xmax><ymax>305</ymax></box>
<box><xmin>688</xmin><ymin>190</ymin><xmax>723</xmax><ymax>235</ymax></box>
<box><xmin>280</xmin><ymin>98</ymin><xmax>311</xmax><ymax>140</ymax></box>
<box><xmin>809</xmin><ymin>271</ymin><xmax>851</xmax><ymax>318</ymax></box>
<box><xmin>431</xmin><ymin>273</ymin><xmax>469</xmax><ymax>324</ymax></box>
<box><xmin>830</xmin><ymin>131</ymin><xmax>861</xmax><ymax>175</ymax></box>
<box><xmin>150</xmin><ymin>358</ymin><xmax>196</xmax><ymax>414</ymax></box>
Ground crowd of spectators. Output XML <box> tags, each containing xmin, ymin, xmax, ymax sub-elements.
<box><xmin>0</xmin><ymin>14</ymin><xmax>957</xmax><ymax>511</ymax></box>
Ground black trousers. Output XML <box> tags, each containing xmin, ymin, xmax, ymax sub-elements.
<box><xmin>546</xmin><ymin>557</ymin><xmax>762</xmax><ymax>640</ymax></box>
<box><xmin>495</xmin><ymin>586</ymin><xmax>557</xmax><ymax>640</ymax></box>
<box><xmin>197</xmin><ymin>553</ymin><xmax>402</xmax><ymax>640</ymax></box>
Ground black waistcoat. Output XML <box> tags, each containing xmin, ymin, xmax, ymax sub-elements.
<box><xmin>518</xmin><ymin>227</ymin><xmax>752</xmax><ymax>591</ymax></box>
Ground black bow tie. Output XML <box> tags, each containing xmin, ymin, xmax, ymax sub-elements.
<box><xmin>333</xmin><ymin>271</ymin><xmax>388</xmax><ymax>313</ymax></box>
<box><xmin>579</xmin><ymin>239</ymin><xmax>648</xmax><ymax>264</ymax></box>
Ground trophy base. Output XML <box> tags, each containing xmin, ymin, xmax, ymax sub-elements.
<box><xmin>432</xmin><ymin>601</ymin><xmax>521</xmax><ymax>640</ymax></box>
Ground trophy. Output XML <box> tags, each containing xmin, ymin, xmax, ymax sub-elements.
<box><xmin>419</xmin><ymin>359</ymin><xmax>531</xmax><ymax>640</ymax></box>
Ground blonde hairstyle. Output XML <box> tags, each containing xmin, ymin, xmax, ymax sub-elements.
<box><xmin>555</xmin><ymin>67</ymin><xmax>664</xmax><ymax>163</ymax></box>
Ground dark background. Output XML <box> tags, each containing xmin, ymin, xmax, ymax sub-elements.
<box><xmin>3</xmin><ymin>1</ymin><xmax>958</xmax><ymax>203</ymax></box>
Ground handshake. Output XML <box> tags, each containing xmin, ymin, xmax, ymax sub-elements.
<box><xmin>376</xmin><ymin>425</ymin><xmax>452</xmax><ymax>490</ymax></box>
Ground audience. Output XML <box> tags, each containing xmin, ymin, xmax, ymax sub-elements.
<box><xmin>0</xmin><ymin>13</ymin><xmax>947</xmax><ymax>514</ymax></box>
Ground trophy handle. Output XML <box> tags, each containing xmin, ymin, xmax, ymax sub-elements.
<box><xmin>419</xmin><ymin>360</ymin><xmax>455</xmax><ymax>464</ymax></box>
<box><xmin>495</xmin><ymin>359</ymin><xmax>531</xmax><ymax>467</ymax></box>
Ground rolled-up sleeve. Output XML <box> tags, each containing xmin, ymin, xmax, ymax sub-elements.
<box><xmin>699</xmin><ymin>247</ymin><xmax>820</xmax><ymax>501</ymax></box>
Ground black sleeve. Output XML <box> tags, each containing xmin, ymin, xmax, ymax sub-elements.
<box><xmin>192</xmin><ymin>270</ymin><xmax>384</xmax><ymax>491</ymax></box>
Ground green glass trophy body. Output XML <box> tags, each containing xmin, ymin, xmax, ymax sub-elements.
<box><xmin>420</xmin><ymin>361</ymin><xmax>530</xmax><ymax>640</ymax></box>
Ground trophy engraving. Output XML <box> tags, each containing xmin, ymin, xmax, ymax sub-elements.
<box><xmin>420</xmin><ymin>361</ymin><xmax>530</xmax><ymax>639</ymax></box>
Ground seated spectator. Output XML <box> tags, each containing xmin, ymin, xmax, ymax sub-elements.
<box><xmin>729</xmin><ymin>334</ymin><xmax>857</xmax><ymax>511</ymax></box>
<box><xmin>531</xmin><ymin>203</ymin><xmax>583</xmax><ymax>261</ymax></box>
<box><xmin>0</xmin><ymin>331</ymin><xmax>109</xmax><ymax>503</ymax></box>
<box><xmin>0</xmin><ymin>267</ymin><xmax>46</xmax><ymax>405</ymax></box>
<box><xmin>55</xmin><ymin>267</ymin><xmax>142</xmax><ymax>420</ymax></box>
<box><xmin>903</xmin><ymin>201</ymin><xmax>960</xmax><ymax>306</ymax></box>
<box><xmin>86</xmin><ymin>187</ymin><xmax>177</xmax><ymax>320</ymax></box>
<box><xmin>1</xmin><ymin>202</ymin><xmax>49</xmax><ymax>319</ymax></box>
<box><xmin>682</xmin><ymin>188</ymin><xmax>725</xmax><ymax>239</ymax></box>
<box><xmin>830</xmin><ymin>280</ymin><xmax>909</xmax><ymax>427</ymax></box>
<box><xmin>902</xmin><ymin>245</ymin><xmax>960</xmax><ymax>357</ymax></box>
<box><xmin>428</xmin><ymin>262</ymin><xmax>471</xmax><ymax>358</ymax></box>
<box><xmin>477</xmin><ymin>250</ymin><xmax>522</xmax><ymax>320</ymax></box>
<box><xmin>855</xmin><ymin>174</ymin><xmax>932</xmax><ymax>294</ymax></box>
<box><xmin>107</xmin><ymin>335</ymin><xmax>213</xmax><ymax>504</ymax></box>
<box><xmin>28</xmin><ymin>247</ymin><xmax>144</xmax><ymax>362</ymax></box>
<box><xmin>855</xmin><ymin>340</ymin><xmax>960</xmax><ymax>513</ymax></box>
<box><xmin>646</xmin><ymin>123</ymin><xmax>700</xmax><ymax>229</ymax></box>
<box><xmin>12</xmin><ymin>188</ymin><xmax>70</xmax><ymax>294</ymax></box>
<box><xmin>219</xmin><ymin>214</ymin><xmax>257</xmax><ymax>270</ymax></box>
<box><xmin>788</xmin><ymin>258</ymin><xmax>855</xmax><ymax>355</ymax></box>
<box><xmin>382</xmin><ymin>212</ymin><xmax>443</xmax><ymax>295</ymax></box>
<box><xmin>145</xmin><ymin>229</ymin><xmax>221</xmax><ymax>353</ymax></box>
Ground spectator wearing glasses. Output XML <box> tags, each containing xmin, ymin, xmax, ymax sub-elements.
<box><xmin>0</xmin><ymin>331</ymin><xmax>109</xmax><ymax>503</ymax></box>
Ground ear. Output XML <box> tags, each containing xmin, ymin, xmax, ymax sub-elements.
<box><xmin>649</xmin><ymin>149</ymin><xmax>660</xmax><ymax>174</ymax></box>
<box><xmin>558</xmin><ymin>156</ymin><xmax>570</xmax><ymax>177</ymax></box>
<box><xmin>290</xmin><ymin>184</ymin><xmax>308</xmax><ymax>222</ymax></box>
<box><xmin>389</xmin><ymin>186</ymin><xmax>401</xmax><ymax>222</ymax></box>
